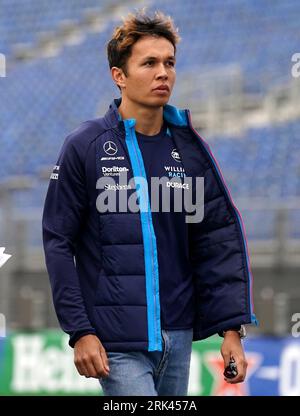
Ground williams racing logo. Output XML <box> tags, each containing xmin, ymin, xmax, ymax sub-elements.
<box><xmin>171</xmin><ymin>148</ymin><xmax>181</xmax><ymax>163</ymax></box>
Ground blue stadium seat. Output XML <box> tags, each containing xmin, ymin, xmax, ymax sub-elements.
<box><xmin>0</xmin><ymin>1</ymin><xmax>300</xmax><ymax>242</ymax></box>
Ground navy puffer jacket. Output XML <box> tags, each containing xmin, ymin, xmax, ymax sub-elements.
<box><xmin>42</xmin><ymin>97</ymin><xmax>258</xmax><ymax>351</ymax></box>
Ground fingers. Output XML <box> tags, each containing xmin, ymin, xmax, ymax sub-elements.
<box><xmin>100</xmin><ymin>348</ymin><xmax>110</xmax><ymax>372</ymax></box>
<box><xmin>74</xmin><ymin>351</ymin><xmax>110</xmax><ymax>379</ymax></box>
<box><xmin>224</xmin><ymin>357</ymin><xmax>248</xmax><ymax>384</ymax></box>
<box><xmin>92</xmin><ymin>349</ymin><xmax>110</xmax><ymax>379</ymax></box>
<box><xmin>221</xmin><ymin>350</ymin><xmax>231</xmax><ymax>368</ymax></box>
<box><xmin>221</xmin><ymin>333</ymin><xmax>248</xmax><ymax>384</ymax></box>
<box><xmin>73</xmin><ymin>335</ymin><xmax>111</xmax><ymax>379</ymax></box>
<box><xmin>74</xmin><ymin>356</ymin><xmax>89</xmax><ymax>377</ymax></box>
<box><xmin>84</xmin><ymin>354</ymin><xmax>101</xmax><ymax>378</ymax></box>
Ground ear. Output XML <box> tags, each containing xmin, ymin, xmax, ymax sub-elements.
<box><xmin>111</xmin><ymin>67</ymin><xmax>126</xmax><ymax>90</ymax></box>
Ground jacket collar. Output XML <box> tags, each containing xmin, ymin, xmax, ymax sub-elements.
<box><xmin>103</xmin><ymin>97</ymin><xmax>189</xmax><ymax>131</ymax></box>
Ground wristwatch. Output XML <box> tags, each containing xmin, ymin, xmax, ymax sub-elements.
<box><xmin>219</xmin><ymin>325</ymin><xmax>247</xmax><ymax>339</ymax></box>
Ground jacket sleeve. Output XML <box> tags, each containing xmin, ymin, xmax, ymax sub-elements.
<box><xmin>42</xmin><ymin>136</ymin><xmax>96</xmax><ymax>347</ymax></box>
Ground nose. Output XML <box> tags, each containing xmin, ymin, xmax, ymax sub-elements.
<box><xmin>156</xmin><ymin>62</ymin><xmax>168</xmax><ymax>80</ymax></box>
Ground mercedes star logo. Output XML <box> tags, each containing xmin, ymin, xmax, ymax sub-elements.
<box><xmin>103</xmin><ymin>141</ymin><xmax>118</xmax><ymax>156</ymax></box>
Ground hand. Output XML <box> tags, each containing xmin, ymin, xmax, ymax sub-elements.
<box><xmin>74</xmin><ymin>334</ymin><xmax>110</xmax><ymax>379</ymax></box>
<box><xmin>220</xmin><ymin>331</ymin><xmax>248</xmax><ymax>384</ymax></box>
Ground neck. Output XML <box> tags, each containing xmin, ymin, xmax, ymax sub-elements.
<box><xmin>118</xmin><ymin>96</ymin><xmax>164</xmax><ymax>136</ymax></box>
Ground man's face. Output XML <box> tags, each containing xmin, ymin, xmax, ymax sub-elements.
<box><xmin>116</xmin><ymin>35</ymin><xmax>176</xmax><ymax>107</ymax></box>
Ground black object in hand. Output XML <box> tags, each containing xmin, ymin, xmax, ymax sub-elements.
<box><xmin>224</xmin><ymin>357</ymin><xmax>238</xmax><ymax>379</ymax></box>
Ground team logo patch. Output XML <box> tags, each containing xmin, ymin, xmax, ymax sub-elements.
<box><xmin>103</xmin><ymin>141</ymin><xmax>118</xmax><ymax>156</ymax></box>
<box><xmin>171</xmin><ymin>148</ymin><xmax>181</xmax><ymax>163</ymax></box>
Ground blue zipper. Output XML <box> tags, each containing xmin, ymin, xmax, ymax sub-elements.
<box><xmin>123</xmin><ymin>119</ymin><xmax>162</xmax><ymax>351</ymax></box>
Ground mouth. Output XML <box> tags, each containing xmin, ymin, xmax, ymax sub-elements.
<box><xmin>153</xmin><ymin>85</ymin><xmax>170</xmax><ymax>92</ymax></box>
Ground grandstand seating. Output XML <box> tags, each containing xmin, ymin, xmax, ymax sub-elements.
<box><xmin>150</xmin><ymin>0</ymin><xmax>300</xmax><ymax>94</ymax></box>
<box><xmin>0</xmin><ymin>0</ymin><xmax>106</xmax><ymax>54</ymax></box>
<box><xmin>211</xmin><ymin>120</ymin><xmax>300</xmax><ymax>200</ymax></box>
<box><xmin>0</xmin><ymin>0</ymin><xmax>299</xmax><ymax>242</ymax></box>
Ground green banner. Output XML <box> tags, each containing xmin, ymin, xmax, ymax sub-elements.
<box><xmin>0</xmin><ymin>330</ymin><xmax>222</xmax><ymax>396</ymax></box>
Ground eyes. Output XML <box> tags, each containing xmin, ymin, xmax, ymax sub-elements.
<box><xmin>144</xmin><ymin>60</ymin><xmax>175</xmax><ymax>67</ymax></box>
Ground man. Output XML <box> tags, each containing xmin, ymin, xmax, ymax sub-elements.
<box><xmin>42</xmin><ymin>9</ymin><xmax>257</xmax><ymax>396</ymax></box>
